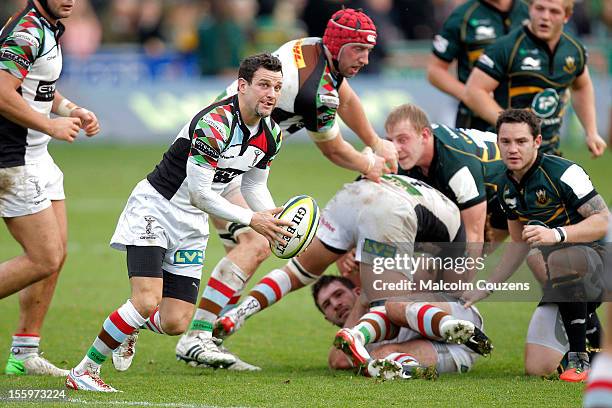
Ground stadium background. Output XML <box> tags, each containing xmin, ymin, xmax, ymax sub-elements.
<box><xmin>0</xmin><ymin>0</ymin><xmax>611</xmax><ymax>406</ymax></box>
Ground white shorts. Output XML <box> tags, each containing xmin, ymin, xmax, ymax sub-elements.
<box><xmin>316</xmin><ymin>181</ymin><xmax>417</xmax><ymax>262</ymax></box>
<box><xmin>366</xmin><ymin>302</ymin><xmax>482</xmax><ymax>373</ymax></box>
<box><xmin>110</xmin><ymin>179</ymin><xmax>209</xmax><ymax>280</ymax></box>
<box><xmin>0</xmin><ymin>153</ymin><xmax>64</xmax><ymax>218</ymax></box>
<box><xmin>526</xmin><ymin>303</ymin><xmax>569</xmax><ymax>355</ymax></box>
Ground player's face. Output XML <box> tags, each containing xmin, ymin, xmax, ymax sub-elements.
<box><xmin>46</xmin><ymin>0</ymin><xmax>76</xmax><ymax>19</ymax></box>
<box><xmin>337</xmin><ymin>44</ymin><xmax>373</xmax><ymax>78</ymax></box>
<box><xmin>386</xmin><ymin>119</ymin><xmax>425</xmax><ymax>170</ymax></box>
<box><xmin>240</xmin><ymin>68</ymin><xmax>283</xmax><ymax>119</ymax></box>
<box><xmin>498</xmin><ymin>122</ymin><xmax>542</xmax><ymax>173</ymax></box>
<box><xmin>316</xmin><ymin>281</ymin><xmax>358</xmax><ymax>327</ymax></box>
<box><xmin>529</xmin><ymin>0</ymin><xmax>569</xmax><ymax>41</ymax></box>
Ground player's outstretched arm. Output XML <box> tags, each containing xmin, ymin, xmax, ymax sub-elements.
<box><xmin>463</xmin><ymin>68</ymin><xmax>503</xmax><ymax>126</ymax></box>
<box><xmin>337</xmin><ymin>80</ymin><xmax>398</xmax><ymax>172</ymax></box>
<box><xmin>571</xmin><ymin>67</ymin><xmax>607</xmax><ymax>158</ymax></box>
<box><xmin>0</xmin><ymin>71</ymin><xmax>80</xmax><ymax>142</ymax></box>
<box><xmin>427</xmin><ymin>55</ymin><xmax>465</xmax><ymax>101</ymax></box>
<box><xmin>461</xmin><ymin>219</ymin><xmax>529</xmax><ymax>307</ymax></box>
<box><xmin>314</xmin><ymin>135</ymin><xmax>386</xmax><ymax>181</ymax></box>
<box><xmin>53</xmin><ymin>90</ymin><xmax>100</xmax><ymax>137</ymax></box>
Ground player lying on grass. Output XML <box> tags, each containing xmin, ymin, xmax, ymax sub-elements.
<box><xmin>312</xmin><ymin>275</ymin><xmax>490</xmax><ymax>379</ymax></box>
<box><xmin>65</xmin><ymin>53</ymin><xmax>293</xmax><ymax>392</ymax></box>
<box><xmin>172</xmin><ymin>7</ymin><xmax>399</xmax><ymax>369</ymax></box>
<box><xmin>214</xmin><ymin>174</ymin><xmax>492</xmax><ymax>374</ymax></box>
<box><xmin>462</xmin><ymin>109</ymin><xmax>609</xmax><ymax>383</ymax></box>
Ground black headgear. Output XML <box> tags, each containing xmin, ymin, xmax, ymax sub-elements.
<box><xmin>38</xmin><ymin>0</ymin><xmax>63</xmax><ymax>20</ymax></box>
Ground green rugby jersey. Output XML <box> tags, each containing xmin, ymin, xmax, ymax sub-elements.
<box><xmin>433</xmin><ymin>0</ymin><xmax>529</xmax><ymax>130</ymax></box>
<box><xmin>475</xmin><ymin>25</ymin><xmax>588</xmax><ymax>154</ymax></box>
<box><xmin>399</xmin><ymin>124</ymin><xmax>506</xmax><ymax>211</ymax></box>
<box><xmin>498</xmin><ymin>153</ymin><xmax>597</xmax><ymax>228</ymax></box>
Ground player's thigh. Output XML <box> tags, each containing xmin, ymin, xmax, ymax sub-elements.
<box><xmin>291</xmin><ymin>237</ymin><xmax>342</xmax><ymax>277</ymax></box>
<box><xmin>51</xmin><ymin>200</ymin><xmax>67</xmax><ymax>251</ymax></box>
<box><xmin>4</xmin><ymin>206</ymin><xmax>64</xmax><ymax>265</ymax></box>
<box><xmin>524</xmin><ymin>303</ymin><xmax>567</xmax><ymax>375</ymax></box>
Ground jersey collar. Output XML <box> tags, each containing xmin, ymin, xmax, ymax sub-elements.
<box><xmin>523</xmin><ymin>25</ymin><xmax>562</xmax><ymax>58</ymax></box>
<box><xmin>29</xmin><ymin>0</ymin><xmax>66</xmax><ymax>39</ymax></box>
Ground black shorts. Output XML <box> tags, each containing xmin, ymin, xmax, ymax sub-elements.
<box><xmin>126</xmin><ymin>246</ymin><xmax>201</xmax><ymax>304</ymax></box>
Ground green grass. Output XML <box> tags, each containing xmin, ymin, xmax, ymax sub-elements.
<box><xmin>0</xmin><ymin>142</ymin><xmax>610</xmax><ymax>407</ymax></box>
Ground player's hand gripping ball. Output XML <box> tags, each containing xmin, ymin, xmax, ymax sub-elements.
<box><xmin>271</xmin><ymin>195</ymin><xmax>320</xmax><ymax>259</ymax></box>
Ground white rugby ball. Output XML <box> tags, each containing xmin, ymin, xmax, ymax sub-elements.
<box><xmin>271</xmin><ymin>195</ymin><xmax>320</xmax><ymax>259</ymax></box>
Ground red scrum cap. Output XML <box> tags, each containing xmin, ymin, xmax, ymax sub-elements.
<box><xmin>322</xmin><ymin>8</ymin><xmax>377</xmax><ymax>60</ymax></box>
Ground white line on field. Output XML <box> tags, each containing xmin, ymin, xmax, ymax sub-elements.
<box><xmin>67</xmin><ymin>398</ymin><xmax>249</xmax><ymax>408</ymax></box>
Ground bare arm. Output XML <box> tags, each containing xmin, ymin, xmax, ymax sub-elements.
<box><xmin>522</xmin><ymin>195</ymin><xmax>609</xmax><ymax>245</ymax></box>
<box><xmin>315</xmin><ymin>135</ymin><xmax>386</xmax><ymax>181</ymax></box>
<box><xmin>0</xmin><ymin>71</ymin><xmax>81</xmax><ymax>142</ymax></box>
<box><xmin>460</xmin><ymin>201</ymin><xmax>487</xmax><ymax>243</ymax></box>
<box><xmin>327</xmin><ymin>296</ymin><xmax>368</xmax><ymax>370</ymax></box>
<box><xmin>462</xmin><ymin>219</ymin><xmax>529</xmax><ymax>307</ymax></box>
<box><xmin>463</xmin><ymin>68</ymin><xmax>503</xmax><ymax>125</ymax></box>
<box><xmin>337</xmin><ymin>80</ymin><xmax>398</xmax><ymax>172</ymax></box>
<box><xmin>427</xmin><ymin>55</ymin><xmax>465</xmax><ymax>101</ymax></box>
<box><xmin>571</xmin><ymin>67</ymin><xmax>606</xmax><ymax>157</ymax></box>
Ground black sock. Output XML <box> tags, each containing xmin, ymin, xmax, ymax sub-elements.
<box><xmin>586</xmin><ymin>308</ymin><xmax>602</xmax><ymax>349</ymax></box>
<box><xmin>557</xmin><ymin>302</ymin><xmax>587</xmax><ymax>353</ymax></box>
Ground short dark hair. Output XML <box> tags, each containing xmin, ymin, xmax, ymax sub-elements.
<box><xmin>311</xmin><ymin>275</ymin><xmax>356</xmax><ymax>313</ymax></box>
<box><xmin>238</xmin><ymin>53</ymin><xmax>282</xmax><ymax>84</ymax></box>
<box><xmin>496</xmin><ymin>109</ymin><xmax>541</xmax><ymax>139</ymax></box>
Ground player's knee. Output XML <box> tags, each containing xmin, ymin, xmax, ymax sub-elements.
<box><xmin>160</xmin><ymin>315</ymin><xmax>190</xmax><ymax>335</ymax></box>
<box><xmin>29</xmin><ymin>245</ymin><xmax>64</xmax><ymax>278</ymax></box>
<box><xmin>524</xmin><ymin>352</ymin><xmax>559</xmax><ymax>376</ymax></box>
<box><xmin>130</xmin><ymin>296</ymin><xmax>160</xmax><ymax>319</ymax></box>
<box><xmin>237</xmin><ymin>231</ymin><xmax>271</xmax><ymax>264</ymax></box>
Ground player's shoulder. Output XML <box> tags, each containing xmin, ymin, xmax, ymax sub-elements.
<box><xmin>189</xmin><ymin>96</ymin><xmax>235</xmax><ymax>136</ymax></box>
<box><xmin>560</xmin><ymin>29</ymin><xmax>587</xmax><ymax>55</ymax></box>
<box><xmin>445</xmin><ymin>0</ymin><xmax>480</xmax><ymax>22</ymax></box>
<box><xmin>274</xmin><ymin>37</ymin><xmax>324</xmax><ymax>71</ymax></box>
<box><xmin>538</xmin><ymin>153</ymin><xmax>586</xmax><ymax>180</ymax></box>
<box><xmin>2</xmin><ymin>6</ymin><xmax>45</xmax><ymax>43</ymax></box>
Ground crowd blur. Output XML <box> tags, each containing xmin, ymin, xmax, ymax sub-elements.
<box><xmin>1</xmin><ymin>0</ymin><xmax>611</xmax><ymax>76</ymax></box>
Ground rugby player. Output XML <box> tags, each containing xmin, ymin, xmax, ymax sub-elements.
<box><xmin>214</xmin><ymin>174</ymin><xmax>492</xmax><ymax>370</ymax></box>
<box><xmin>462</xmin><ymin>109</ymin><xmax>609</xmax><ymax>382</ymax></box>
<box><xmin>428</xmin><ymin>0</ymin><xmax>529</xmax><ymax>130</ymax></box>
<box><xmin>65</xmin><ymin>53</ymin><xmax>291</xmax><ymax>392</ymax></box>
<box><xmin>173</xmin><ymin>7</ymin><xmax>398</xmax><ymax>369</ymax></box>
<box><xmin>0</xmin><ymin>0</ymin><xmax>100</xmax><ymax>376</ymax></box>
<box><xmin>464</xmin><ymin>0</ymin><xmax>606</xmax><ymax>156</ymax></box>
<box><xmin>387</xmin><ymin>103</ymin><xmax>507</xmax><ymax>245</ymax></box>
<box><xmin>313</xmin><ymin>275</ymin><xmax>490</xmax><ymax>379</ymax></box>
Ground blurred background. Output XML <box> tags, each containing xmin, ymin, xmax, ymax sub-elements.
<box><xmin>1</xmin><ymin>0</ymin><xmax>610</xmax><ymax>143</ymax></box>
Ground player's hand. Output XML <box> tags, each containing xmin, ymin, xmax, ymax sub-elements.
<box><xmin>585</xmin><ymin>134</ymin><xmax>607</xmax><ymax>158</ymax></box>
<box><xmin>522</xmin><ymin>225</ymin><xmax>556</xmax><ymax>247</ymax></box>
<box><xmin>373</xmin><ymin>138</ymin><xmax>398</xmax><ymax>173</ymax></box>
<box><xmin>461</xmin><ymin>288</ymin><xmax>490</xmax><ymax>308</ymax></box>
<box><xmin>250</xmin><ymin>207</ymin><xmax>294</xmax><ymax>246</ymax></box>
<box><xmin>71</xmin><ymin>107</ymin><xmax>100</xmax><ymax>137</ymax></box>
<box><xmin>363</xmin><ymin>153</ymin><xmax>387</xmax><ymax>182</ymax></box>
<box><xmin>47</xmin><ymin>117</ymin><xmax>81</xmax><ymax>142</ymax></box>
<box><xmin>336</xmin><ymin>248</ymin><xmax>358</xmax><ymax>277</ymax></box>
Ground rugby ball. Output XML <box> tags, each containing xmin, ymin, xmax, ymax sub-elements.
<box><xmin>271</xmin><ymin>195</ymin><xmax>320</xmax><ymax>259</ymax></box>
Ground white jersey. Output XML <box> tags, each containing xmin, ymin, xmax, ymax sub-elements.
<box><xmin>220</xmin><ymin>37</ymin><xmax>343</xmax><ymax>139</ymax></box>
<box><xmin>317</xmin><ymin>175</ymin><xmax>463</xmax><ymax>262</ymax></box>
<box><xmin>0</xmin><ymin>1</ymin><xmax>63</xmax><ymax>166</ymax></box>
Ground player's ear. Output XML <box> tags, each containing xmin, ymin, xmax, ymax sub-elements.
<box><xmin>534</xmin><ymin>134</ymin><xmax>542</xmax><ymax>148</ymax></box>
<box><xmin>237</xmin><ymin>78</ymin><xmax>248</xmax><ymax>94</ymax></box>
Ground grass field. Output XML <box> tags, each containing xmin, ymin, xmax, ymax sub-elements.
<box><xmin>0</xmin><ymin>141</ymin><xmax>610</xmax><ymax>407</ymax></box>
